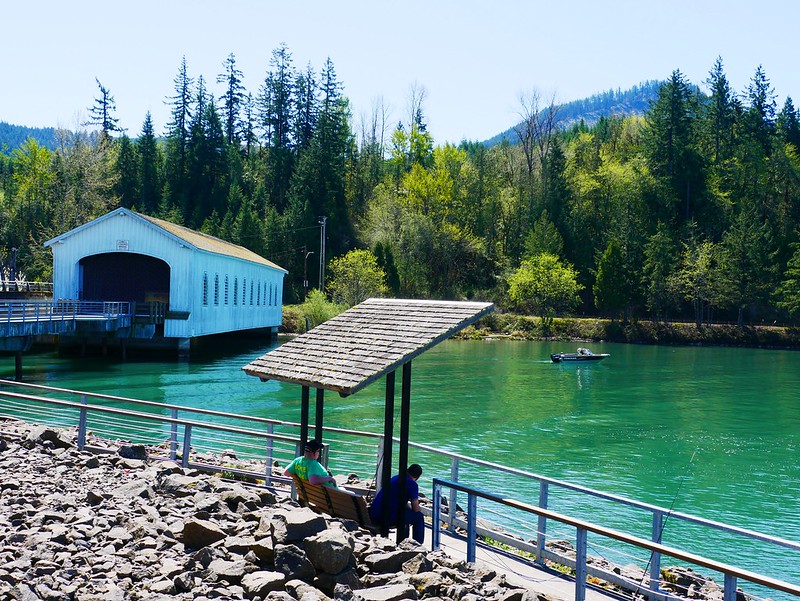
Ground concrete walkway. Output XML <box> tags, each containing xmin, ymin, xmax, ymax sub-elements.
<box><xmin>434</xmin><ymin>527</ymin><xmax>623</xmax><ymax>601</ymax></box>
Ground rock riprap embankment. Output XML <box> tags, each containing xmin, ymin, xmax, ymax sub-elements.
<box><xmin>0</xmin><ymin>421</ymin><xmax>542</xmax><ymax>601</ymax></box>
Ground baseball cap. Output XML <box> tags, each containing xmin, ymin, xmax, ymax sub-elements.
<box><xmin>304</xmin><ymin>440</ymin><xmax>323</xmax><ymax>452</ymax></box>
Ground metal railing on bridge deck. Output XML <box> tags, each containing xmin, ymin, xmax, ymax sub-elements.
<box><xmin>0</xmin><ymin>280</ymin><xmax>53</xmax><ymax>295</ymax></box>
<box><xmin>1</xmin><ymin>300</ymin><xmax>133</xmax><ymax>328</ymax></box>
<box><xmin>0</xmin><ymin>379</ymin><xmax>798</xmax><ymax>601</ymax></box>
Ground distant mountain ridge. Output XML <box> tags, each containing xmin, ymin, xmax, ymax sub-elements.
<box><xmin>0</xmin><ymin>121</ymin><xmax>59</xmax><ymax>152</ymax></box>
<box><xmin>484</xmin><ymin>80</ymin><xmax>664</xmax><ymax>146</ymax></box>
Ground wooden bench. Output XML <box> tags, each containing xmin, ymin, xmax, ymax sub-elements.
<box><xmin>291</xmin><ymin>475</ymin><xmax>378</xmax><ymax>531</ymax></box>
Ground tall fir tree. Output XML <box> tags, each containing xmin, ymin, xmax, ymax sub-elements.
<box><xmin>138</xmin><ymin>112</ymin><xmax>162</xmax><ymax>214</ymax></box>
<box><xmin>217</xmin><ymin>53</ymin><xmax>246</xmax><ymax>146</ymax></box>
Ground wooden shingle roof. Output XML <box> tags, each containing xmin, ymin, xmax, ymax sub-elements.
<box><xmin>136</xmin><ymin>212</ymin><xmax>286</xmax><ymax>271</ymax></box>
<box><xmin>242</xmin><ymin>298</ymin><xmax>494</xmax><ymax>396</ymax></box>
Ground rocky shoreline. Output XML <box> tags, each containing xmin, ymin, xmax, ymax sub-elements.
<box><xmin>0</xmin><ymin>420</ymin><xmax>544</xmax><ymax>601</ymax></box>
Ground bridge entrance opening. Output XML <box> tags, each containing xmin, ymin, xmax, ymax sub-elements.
<box><xmin>80</xmin><ymin>253</ymin><xmax>170</xmax><ymax>305</ymax></box>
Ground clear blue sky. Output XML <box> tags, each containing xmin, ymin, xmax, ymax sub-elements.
<box><xmin>4</xmin><ymin>1</ymin><xmax>798</xmax><ymax>144</ymax></box>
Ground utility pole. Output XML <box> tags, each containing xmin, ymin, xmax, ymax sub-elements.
<box><xmin>318</xmin><ymin>216</ymin><xmax>327</xmax><ymax>291</ymax></box>
<box><xmin>302</xmin><ymin>246</ymin><xmax>314</xmax><ymax>298</ymax></box>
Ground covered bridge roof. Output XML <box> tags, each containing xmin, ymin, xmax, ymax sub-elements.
<box><xmin>45</xmin><ymin>208</ymin><xmax>286</xmax><ymax>272</ymax></box>
<box><xmin>242</xmin><ymin>298</ymin><xmax>494</xmax><ymax>396</ymax></box>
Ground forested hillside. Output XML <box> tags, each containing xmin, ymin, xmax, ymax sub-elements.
<box><xmin>0</xmin><ymin>122</ymin><xmax>59</xmax><ymax>151</ymax></box>
<box><xmin>485</xmin><ymin>80</ymin><xmax>664</xmax><ymax>146</ymax></box>
<box><xmin>1</xmin><ymin>49</ymin><xmax>799</xmax><ymax>326</ymax></box>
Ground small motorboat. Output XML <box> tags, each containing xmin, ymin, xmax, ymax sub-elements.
<box><xmin>550</xmin><ymin>347</ymin><xmax>609</xmax><ymax>363</ymax></box>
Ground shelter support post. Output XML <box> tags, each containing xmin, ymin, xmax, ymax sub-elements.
<box><xmin>379</xmin><ymin>370</ymin><xmax>395</xmax><ymax>537</ymax></box>
<box><xmin>315</xmin><ymin>387</ymin><xmax>324</xmax><ymax>443</ymax></box>
<box><xmin>300</xmin><ymin>386</ymin><xmax>310</xmax><ymax>446</ymax></box>
<box><xmin>396</xmin><ymin>361</ymin><xmax>412</xmax><ymax>543</ymax></box>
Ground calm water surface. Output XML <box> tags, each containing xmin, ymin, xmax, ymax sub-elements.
<box><xmin>2</xmin><ymin>339</ymin><xmax>799</xmax><ymax>585</ymax></box>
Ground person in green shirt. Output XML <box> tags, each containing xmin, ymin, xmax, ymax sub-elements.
<box><xmin>284</xmin><ymin>439</ymin><xmax>337</xmax><ymax>487</ymax></box>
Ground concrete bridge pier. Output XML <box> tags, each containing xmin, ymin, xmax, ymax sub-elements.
<box><xmin>177</xmin><ymin>338</ymin><xmax>190</xmax><ymax>361</ymax></box>
<box><xmin>0</xmin><ymin>336</ymin><xmax>33</xmax><ymax>381</ymax></box>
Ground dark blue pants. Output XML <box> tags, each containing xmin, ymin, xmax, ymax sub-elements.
<box><xmin>404</xmin><ymin>509</ymin><xmax>425</xmax><ymax>544</ymax></box>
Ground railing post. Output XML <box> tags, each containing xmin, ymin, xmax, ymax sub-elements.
<box><xmin>650</xmin><ymin>509</ymin><xmax>664</xmax><ymax>598</ymax></box>
<box><xmin>575</xmin><ymin>526</ymin><xmax>588</xmax><ymax>601</ymax></box>
<box><xmin>432</xmin><ymin>480</ymin><xmax>442</xmax><ymax>551</ymax></box>
<box><xmin>169</xmin><ymin>409</ymin><xmax>178</xmax><ymax>461</ymax></box>
<box><xmin>264</xmin><ymin>423</ymin><xmax>274</xmax><ymax>484</ymax></box>
<box><xmin>723</xmin><ymin>574</ymin><xmax>737</xmax><ymax>601</ymax></box>
<box><xmin>466</xmin><ymin>492</ymin><xmax>477</xmax><ymax>564</ymax></box>
<box><xmin>375</xmin><ymin>436</ymin><xmax>385</xmax><ymax>493</ymax></box>
<box><xmin>77</xmin><ymin>395</ymin><xmax>88</xmax><ymax>450</ymax></box>
<box><xmin>536</xmin><ymin>480</ymin><xmax>549</xmax><ymax>566</ymax></box>
<box><xmin>182</xmin><ymin>425</ymin><xmax>192</xmax><ymax>468</ymax></box>
<box><xmin>448</xmin><ymin>457</ymin><xmax>459</xmax><ymax>532</ymax></box>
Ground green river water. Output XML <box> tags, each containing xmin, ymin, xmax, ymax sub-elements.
<box><xmin>2</xmin><ymin>338</ymin><xmax>799</xmax><ymax>591</ymax></box>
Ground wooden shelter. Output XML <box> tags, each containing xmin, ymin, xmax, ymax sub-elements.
<box><xmin>242</xmin><ymin>297</ymin><xmax>493</xmax><ymax>540</ymax></box>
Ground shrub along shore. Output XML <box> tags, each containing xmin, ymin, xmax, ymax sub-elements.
<box><xmin>283</xmin><ymin>302</ymin><xmax>800</xmax><ymax>350</ymax></box>
<box><xmin>456</xmin><ymin>314</ymin><xmax>800</xmax><ymax>349</ymax></box>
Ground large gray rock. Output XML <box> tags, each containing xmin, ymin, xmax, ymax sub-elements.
<box><xmin>111</xmin><ymin>479</ymin><xmax>153</xmax><ymax>499</ymax></box>
<box><xmin>28</xmin><ymin>426</ymin><xmax>73</xmax><ymax>450</ymax></box>
<box><xmin>314</xmin><ymin>568</ymin><xmax>361</xmax><ymax>596</ymax></box>
<box><xmin>355</xmin><ymin>582</ymin><xmax>418</xmax><ymax>600</ymax></box>
<box><xmin>271</xmin><ymin>508</ymin><xmax>328</xmax><ymax>543</ymax></box>
<box><xmin>158</xmin><ymin>473</ymin><xmax>211</xmax><ymax>497</ymax></box>
<box><xmin>274</xmin><ymin>544</ymin><xmax>316</xmax><ymax>582</ymax></box>
<box><xmin>182</xmin><ymin>517</ymin><xmax>227</xmax><ymax>549</ymax></box>
<box><xmin>305</xmin><ymin>528</ymin><xmax>354</xmax><ymax>574</ymax></box>
<box><xmin>363</xmin><ymin>549</ymin><xmax>424</xmax><ymax>574</ymax></box>
<box><xmin>117</xmin><ymin>444</ymin><xmax>148</xmax><ymax>460</ymax></box>
<box><xmin>241</xmin><ymin>571</ymin><xmax>286</xmax><ymax>597</ymax></box>
<box><xmin>208</xmin><ymin>558</ymin><xmax>250</xmax><ymax>584</ymax></box>
<box><xmin>285</xmin><ymin>578</ymin><xmax>332</xmax><ymax>601</ymax></box>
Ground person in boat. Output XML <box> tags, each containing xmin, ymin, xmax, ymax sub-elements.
<box><xmin>369</xmin><ymin>463</ymin><xmax>425</xmax><ymax>544</ymax></box>
<box><xmin>284</xmin><ymin>439</ymin><xmax>337</xmax><ymax>488</ymax></box>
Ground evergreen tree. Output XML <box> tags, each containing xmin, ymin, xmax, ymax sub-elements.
<box><xmin>294</xmin><ymin>64</ymin><xmax>318</xmax><ymax>151</ymax></box>
<box><xmin>702</xmin><ymin>57</ymin><xmax>737</xmax><ymax>165</ymax></box>
<box><xmin>257</xmin><ymin>44</ymin><xmax>297</xmax><ymax>211</ymax></box>
<box><xmin>523</xmin><ymin>210</ymin><xmax>564</xmax><ymax>258</ymax></box>
<box><xmin>744</xmin><ymin>65</ymin><xmax>777</xmax><ymax>157</ymax></box>
<box><xmin>138</xmin><ymin>112</ymin><xmax>162</xmax><ymax>214</ymax></box>
<box><xmin>217</xmin><ymin>53</ymin><xmax>246</xmax><ymax>146</ymax></box>
<box><xmin>643</xmin><ymin>70</ymin><xmax>704</xmax><ymax>227</ymax></box>
<box><xmin>719</xmin><ymin>200</ymin><xmax>777</xmax><ymax>325</ymax></box>
<box><xmin>641</xmin><ymin>223</ymin><xmax>680</xmax><ymax>321</ymax></box>
<box><xmin>777</xmin><ymin>97</ymin><xmax>800</xmax><ymax>150</ymax></box>
<box><xmin>164</xmin><ymin>57</ymin><xmax>194</xmax><ymax>215</ymax></box>
<box><xmin>593</xmin><ymin>239</ymin><xmax>628</xmax><ymax>320</ymax></box>
<box><xmin>775</xmin><ymin>242</ymin><xmax>800</xmax><ymax>319</ymax></box>
<box><xmin>85</xmin><ymin>78</ymin><xmax>124</xmax><ymax>142</ymax></box>
<box><xmin>114</xmin><ymin>134</ymin><xmax>139</xmax><ymax>208</ymax></box>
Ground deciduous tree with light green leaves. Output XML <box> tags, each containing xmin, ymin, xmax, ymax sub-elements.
<box><xmin>508</xmin><ymin>253</ymin><xmax>583</xmax><ymax>328</ymax></box>
<box><xmin>327</xmin><ymin>249</ymin><xmax>387</xmax><ymax>307</ymax></box>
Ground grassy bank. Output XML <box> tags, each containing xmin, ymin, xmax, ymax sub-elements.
<box><xmin>282</xmin><ymin>300</ymin><xmax>800</xmax><ymax>350</ymax></box>
<box><xmin>459</xmin><ymin>313</ymin><xmax>800</xmax><ymax>349</ymax></box>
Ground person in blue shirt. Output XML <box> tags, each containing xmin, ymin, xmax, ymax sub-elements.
<box><xmin>369</xmin><ymin>463</ymin><xmax>425</xmax><ymax>544</ymax></box>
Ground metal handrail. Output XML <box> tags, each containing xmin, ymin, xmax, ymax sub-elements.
<box><xmin>432</xmin><ymin>478</ymin><xmax>800</xmax><ymax>601</ymax></box>
<box><xmin>0</xmin><ymin>379</ymin><xmax>798</xmax><ymax>600</ymax></box>
<box><xmin>0</xmin><ymin>379</ymin><xmax>383</xmax><ymax>437</ymax></box>
<box><xmin>410</xmin><ymin>440</ymin><xmax>800</xmax><ymax>553</ymax></box>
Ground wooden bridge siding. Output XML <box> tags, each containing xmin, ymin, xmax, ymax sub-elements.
<box><xmin>47</xmin><ymin>210</ymin><xmax>285</xmax><ymax>341</ymax></box>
